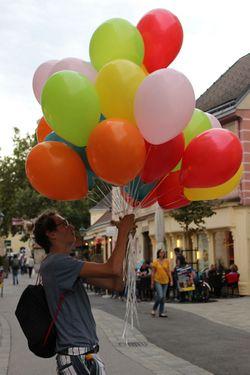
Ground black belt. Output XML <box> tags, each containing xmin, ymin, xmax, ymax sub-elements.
<box><xmin>58</xmin><ymin>344</ymin><xmax>99</xmax><ymax>356</ymax></box>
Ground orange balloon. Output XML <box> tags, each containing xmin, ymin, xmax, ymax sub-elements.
<box><xmin>26</xmin><ymin>142</ymin><xmax>88</xmax><ymax>200</ymax></box>
<box><xmin>87</xmin><ymin>119</ymin><xmax>146</xmax><ymax>185</ymax></box>
<box><xmin>36</xmin><ymin>117</ymin><xmax>52</xmax><ymax>142</ymax></box>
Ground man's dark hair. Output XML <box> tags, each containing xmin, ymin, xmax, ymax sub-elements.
<box><xmin>33</xmin><ymin>210</ymin><xmax>58</xmax><ymax>254</ymax></box>
<box><xmin>174</xmin><ymin>247</ymin><xmax>181</xmax><ymax>254</ymax></box>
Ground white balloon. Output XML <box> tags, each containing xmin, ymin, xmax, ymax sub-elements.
<box><xmin>49</xmin><ymin>57</ymin><xmax>97</xmax><ymax>84</ymax></box>
<box><xmin>134</xmin><ymin>68</ymin><xmax>195</xmax><ymax>145</ymax></box>
<box><xmin>206</xmin><ymin>113</ymin><xmax>222</xmax><ymax>128</ymax></box>
<box><xmin>32</xmin><ymin>60</ymin><xmax>58</xmax><ymax>103</ymax></box>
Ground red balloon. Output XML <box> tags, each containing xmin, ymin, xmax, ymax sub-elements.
<box><xmin>36</xmin><ymin>117</ymin><xmax>52</xmax><ymax>142</ymax></box>
<box><xmin>137</xmin><ymin>9</ymin><xmax>183</xmax><ymax>73</ymax></box>
<box><xmin>140</xmin><ymin>133</ymin><xmax>184</xmax><ymax>183</ymax></box>
<box><xmin>157</xmin><ymin>171</ymin><xmax>191</xmax><ymax>210</ymax></box>
<box><xmin>180</xmin><ymin>129</ymin><xmax>243</xmax><ymax>188</ymax></box>
<box><xmin>26</xmin><ymin>142</ymin><xmax>88</xmax><ymax>200</ymax></box>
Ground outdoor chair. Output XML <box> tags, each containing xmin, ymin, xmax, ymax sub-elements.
<box><xmin>225</xmin><ymin>272</ymin><xmax>240</xmax><ymax>297</ymax></box>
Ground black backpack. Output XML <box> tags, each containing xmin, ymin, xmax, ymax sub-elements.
<box><xmin>15</xmin><ymin>284</ymin><xmax>64</xmax><ymax>358</ymax></box>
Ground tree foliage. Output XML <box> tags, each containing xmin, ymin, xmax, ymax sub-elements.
<box><xmin>0</xmin><ymin>128</ymin><xmax>97</xmax><ymax>237</ymax></box>
<box><xmin>170</xmin><ymin>201</ymin><xmax>216</xmax><ymax>248</ymax></box>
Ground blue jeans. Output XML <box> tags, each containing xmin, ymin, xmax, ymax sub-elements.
<box><xmin>12</xmin><ymin>270</ymin><xmax>19</xmax><ymax>285</ymax></box>
<box><xmin>153</xmin><ymin>282</ymin><xmax>168</xmax><ymax>314</ymax></box>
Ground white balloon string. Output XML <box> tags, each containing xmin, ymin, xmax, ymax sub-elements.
<box><xmin>122</xmin><ymin>233</ymin><xmax>140</xmax><ymax>343</ymax></box>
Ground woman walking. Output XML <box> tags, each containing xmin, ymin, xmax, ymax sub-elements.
<box><xmin>151</xmin><ymin>249</ymin><xmax>172</xmax><ymax>317</ymax></box>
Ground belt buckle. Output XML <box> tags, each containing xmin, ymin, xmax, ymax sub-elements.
<box><xmin>88</xmin><ymin>344</ymin><xmax>99</xmax><ymax>354</ymax></box>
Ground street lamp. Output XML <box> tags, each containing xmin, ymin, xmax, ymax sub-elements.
<box><xmin>0</xmin><ymin>212</ymin><xmax>4</xmax><ymax>226</ymax></box>
<box><xmin>0</xmin><ymin>211</ymin><xmax>4</xmax><ymax>257</ymax></box>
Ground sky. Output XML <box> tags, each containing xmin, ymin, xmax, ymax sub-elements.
<box><xmin>0</xmin><ymin>0</ymin><xmax>249</xmax><ymax>156</ymax></box>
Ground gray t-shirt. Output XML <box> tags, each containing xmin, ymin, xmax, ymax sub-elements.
<box><xmin>40</xmin><ymin>253</ymin><xmax>98</xmax><ymax>352</ymax></box>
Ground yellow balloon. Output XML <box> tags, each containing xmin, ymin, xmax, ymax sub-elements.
<box><xmin>184</xmin><ymin>164</ymin><xmax>243</xmax><ymax>201</ymax></box>
<box><xmin>96</xmin><ymin>59</ymin><xmax>146</xmax><ymax>123</ymax></box>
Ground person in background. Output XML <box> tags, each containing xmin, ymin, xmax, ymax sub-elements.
<box><xmin>175</xmin><ymin>255</ymin><xmax>189</xmax><ymax>302</ymax></box>
<box><xmin>225</xmin><ymin>264</ymin><xmax>240</xmax><ymax>293</ymax></box>
<box><xmin>11</xmin><ymin>254</ymin><xmax>20</xmax><ymax>285</ymax></box>
<box><xmin>208</xmin><ymin>264</ymin><xmax>223</xmax><ymax>298</ymax></box>
<box><xmin>174</xmin><ymin>247</ymin><xmax>185</xmax><ymax>265</ymax></box>
<box><xmin>20</xmin><ymin>247</ymin><xmax>27</xmax><ymax>274</ymax></box>
<box><xmin>27</xmin><ymin>256</ymin><xmax>35</xmax><ymax>278</ymax></box>
<box><xmin>138</xmin><ymin>260</ymin><xmax>152</xmax><ymax>301</ymax></box>
<box><xmin>34</xmin><ymin>209</ymin><xmax>136</xmax><ymax>375</ymax></box>
<box><xmin>151</xmin><ymin>249</ymin><xmax>172</xmax><ymax>317</ymax></box>
<box><xmin>172</xmin><ymin>248</ymin><xmax>186</xmax><ymax>301</ymax></box>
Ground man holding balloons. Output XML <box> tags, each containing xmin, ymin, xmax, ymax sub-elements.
<box><xmin>34</xmin><ymin>210</ymin><xmax>135</xmax><ymax>374</ymax></box>
<box><xmin>26</xmin><ymin>8</ymin><xmax>244</xmax><ymax>374</ymax></box>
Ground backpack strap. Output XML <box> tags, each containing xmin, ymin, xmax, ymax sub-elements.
<box><xmin>43</xmin><ymin>292</ymin><xmax>65</xmax><ymax>345</ymax></box>
<box><xmin>35</xmin><ymin>272</ymin><xmax>42</xmax><ymax>285</ymax></box>
<box><xmin>36</xmin><ymin>255</ymin><xmax>49</xmax><ymax>286</ymax></box>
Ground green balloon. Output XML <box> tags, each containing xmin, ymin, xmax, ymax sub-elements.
<box><xmin>89</xmin><ymin>18</ymin><xmax>144</xmax><ymax>71</ymax></box>
<box><xmin>183</xmin><ymin>108</ymin><xmax>212</xmax><ymax>146</ymax></box>
<box><xmin>172</xmin><ymin>160</ymin><xmax>182</xmax><ymax>172</ymax></box>
<box><xmin>41</xmin><ymin>71</ymin><xmax>100</xmax><ymax>147</ymax></box>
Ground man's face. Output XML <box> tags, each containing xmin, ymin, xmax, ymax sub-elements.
<box><xmin>52</xmin><ymin>214</ymin><xmax>76</xmax><ymax>246</ymax></box>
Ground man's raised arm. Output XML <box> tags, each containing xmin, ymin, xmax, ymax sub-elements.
<box><xmin>80</xmin><ymin>214</ymin><xmax>135</xmax><ymax>290</ymax></box>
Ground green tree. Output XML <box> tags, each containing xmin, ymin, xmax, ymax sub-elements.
<box><xmin>170</xmin><ymin>201</ymin><xmax>216</xmax><ymax>250</ymax></box>
<box><xmin>0</xmin><ymin>128</ymin><xmax>97</xmax><ymax>237</ymax></box>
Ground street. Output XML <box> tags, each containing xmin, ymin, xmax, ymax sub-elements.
<box><xmin>90</xmin><ymin>293</ymin><xmax>250</xmax><ymax>375</ymax></box>
<box><xmin>0</xmin><ymin>273</ymin><xmax>250</xmax><ymax>375</ymax></box>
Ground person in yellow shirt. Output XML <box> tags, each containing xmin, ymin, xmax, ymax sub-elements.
<box><xmin>151</xmin><ymin>249</ymin><xmax>172</xmax><ymax>317</ymax></box>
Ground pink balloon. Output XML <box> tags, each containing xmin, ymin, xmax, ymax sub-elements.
<box><xmin>134</xmin><ymin>68</ymin><xmax>195</xmax><ymax>144</ymax></box>
<box><xmin>49</xmin><ymin>58</ymin><xmax>97</xmax><ymax>84</ymax></box>
<box><xmin>206</xmin><ymin>113</ymin><xmax>222</xmax><ymax>128</ymax></box>
<box><xmin>32</xmin><ymin>60</ymin><xmax>58</xmax><ymax>103</ymax></box>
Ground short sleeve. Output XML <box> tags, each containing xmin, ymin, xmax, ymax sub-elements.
<box><xmin>54</xmin><ymin>255</ymin><xmax>84</xmax><ymax>292</ymax></box>
<box><xmin>164</xmin><ymin>259</ymin><xmax>170</xmax><ymax>270</ymax></box>
<box><xmin>152</xmin><ymin>260</ymin><xmax>158</xmax><ymax>269</ymax></box>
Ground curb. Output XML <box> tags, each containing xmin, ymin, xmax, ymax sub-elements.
<box><xmin>0</xmin><ymin>314</ymin><xmax>11</xmax><ymax>375</ymax></box>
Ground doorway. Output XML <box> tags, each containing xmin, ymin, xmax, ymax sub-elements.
<box><xmin>214</xmin><ymin>230</ymin><xmax>234</xmax><ymax>268</ymax></box>
<box><xmin>143</xmin><ymin>231</ymin><xmax>153</xmax><ymax>262</ymax></box>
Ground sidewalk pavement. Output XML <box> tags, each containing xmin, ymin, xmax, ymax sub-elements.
<box><xmin>164</xmin><ymin>296</ymin><xmax>250</xmax><ymax>334</ymax></box>
<box><xmin>1</xmin><ymin>274</ymin><xmax>250</xmax><ymax>375</ymax></box>
<box><xmin>0</xmin><ymin>314</ymin><xmax>10</xmax><ymax>375</ymax></box>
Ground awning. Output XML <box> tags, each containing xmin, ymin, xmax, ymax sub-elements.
<box><xmin>84</xmin><ymin>234</ymin><xmax>95</xmax><ymax>240</ymax></box>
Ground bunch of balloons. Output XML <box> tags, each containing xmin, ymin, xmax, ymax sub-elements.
<box><xmin>27</xmin><ymin>8</ymin><xmax>243</xmax><ymax>208</ymax></box>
